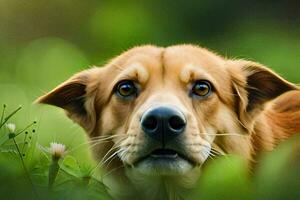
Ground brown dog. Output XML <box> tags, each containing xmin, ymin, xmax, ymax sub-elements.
<box><xmin>37</xmin><ymin>45</ymin><xmax>300</xmax><ymax>199</ymax></box>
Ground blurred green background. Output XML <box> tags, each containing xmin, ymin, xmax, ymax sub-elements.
<box><xmin>0</xmin><ymin>0</ymin><xmax>299</xmax><ymax>164</ymax></box>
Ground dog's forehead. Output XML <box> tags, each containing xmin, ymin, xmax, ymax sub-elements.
<box><xmin>107</xmin><ymin>45</ymin><xmax>230</xmax><ymax>90</ymax></box>
<box><xmin>112</xmin><ymin>45</ymin><xmax>163</xmax><ymax>67</ymax></box>
<box><xmin>163</xmin><ymin>45</ymin><xmax>228</xmax><ymax>79</ymax></box>
<box><xmin>165</xmin><ymin>45</ymin><xmax>224</xmax><ymax>65</ymax></box>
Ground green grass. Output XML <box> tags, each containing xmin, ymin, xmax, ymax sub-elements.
<box><xmin>0</xmin><ymin>105</ymin><xmax>112</xmax><ymax>200</ymax></box>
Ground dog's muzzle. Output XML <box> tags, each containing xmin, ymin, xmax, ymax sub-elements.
<box><xmin>132</xmin><ymin>106</ymin><xmax>202</xmax><ymax>175</ymax></box>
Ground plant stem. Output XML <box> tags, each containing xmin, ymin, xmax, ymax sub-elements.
<box><xmin>12</xmin><ymin>137</ymin><xmax>38</xmax><ymax>199</ymax></box>
<box><xmin>49</xmin><ymin>157</ymin><xmax>60</xmax><ymax>189</ymax></box>
<box><xmin>0</xmin><ymin>104</ymin><xmax>6</xmax><ymax>129</ymax></box>
<box><xmin>15</xmin><ymin>121</ymin><xmax>36</xmax><ymax>138</ymax></box>
<box><xmin>21</xmin><ymin>133</ymin><xmax>28</xmax><ymax>153</ymax></box>
<box><xmin>0</xmin><ymin>106</ymin><xmax>22</xmax><ymax>129</ymax></box>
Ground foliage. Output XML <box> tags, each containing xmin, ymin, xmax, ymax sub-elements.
<box><xmin>0</xmin><ymin>105</ymin><xmax>112</xmax><ymax>200</ymax></box>
<box><xmin>0</xmin><ymin>105</ymin><xmax>299</xmax><ymax>200</ymax></box>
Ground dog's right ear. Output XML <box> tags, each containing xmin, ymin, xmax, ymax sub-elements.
<box><xmin>36</xmin><ymin>68</ymin><xmax>100</xmax><ymax>131</ymax></box>
<box><xmin>228</xmin><ymin>60</ymin><xmax>298</xmax><ymax>132</ymax></box>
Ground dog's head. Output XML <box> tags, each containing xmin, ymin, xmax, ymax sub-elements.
<box><xmin>37</xmin><ymin>45</ymin><xmax>297</xmax><ymax>176</ymax></box>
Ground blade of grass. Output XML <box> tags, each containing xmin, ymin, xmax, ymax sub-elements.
<box><xmin>12</xmin><ymin>136</ymin><xmax>39</xmax><ymax>199</ymax></box>
<box><xmin>0</xmin><ymin>104</ymin><xmax>6</xmax><ymax>129</ymax></box>
<box><xmin>0</xmin><ymin>106</ymin><xmax>22</xmax><ymax>129</ymax></box>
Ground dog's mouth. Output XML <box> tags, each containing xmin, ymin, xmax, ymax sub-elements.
<box><xmin>133</xmin><ymin>148</ymin><xmax>196</xmax><ymax>175</ymax></box>
<box><xmin>150</xmin><ymin>149</ymin><xmax>182</xmax><ymax>159</ymax></box>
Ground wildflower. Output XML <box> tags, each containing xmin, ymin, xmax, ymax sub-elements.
<box><xmin>49</xmin><ymin>142</ymin><xmax>66</xmax><ymax>160</ymax></box>
<box><xmin>46</xmin><ymin>142</ymin><xmax>67</xmax><ymax>188</ymax></box>
<box><xmin>6</xmin><ymin>123</ymin><xmax>16</xmax><ymax>133</ymax></box>
<box><xmin>38</xmin><ymin>142</ymin><xmax>67</xmax><ymax>188</ymax></box>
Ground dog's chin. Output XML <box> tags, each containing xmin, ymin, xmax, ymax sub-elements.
<box><xmin>133</xmin><ymin>149</ymin><xmax>195</xmax><ymax>176</ymax></box>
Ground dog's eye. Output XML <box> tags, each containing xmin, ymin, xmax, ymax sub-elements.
<box><xmin>191</xmin><ymin>81</ymin><xmax>211</xmax><ymax>98</ymax></box>
<box><xmin>116</xmin><ymin>80</ymin><xmax>137</xmax><ymax>98</ymax></box>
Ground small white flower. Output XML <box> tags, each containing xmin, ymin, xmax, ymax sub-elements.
<box><xmin>49</xmin><ymin>142</ymin><xmax>66</xmax><ymax>159</ymax></box>
<box><xmin>6</xmin><ymin>123</ymin><xmax>16</xmax><ymax>133</ymax></box>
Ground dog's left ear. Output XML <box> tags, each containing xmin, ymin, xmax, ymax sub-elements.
<box><xmin>228</xmin><ymin>60</ymin><xmax>298</xmax><ymax>131</ymax></box>
<box><xmin>36</xmin><ymin>68</ymin><xmax>100</xmax><ymax>132</ymax></box>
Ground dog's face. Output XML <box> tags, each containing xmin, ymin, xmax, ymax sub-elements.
<box><xmin>38</xmin><ymin>45</ymin><xmax>296</xmax><ymax>177</ymax></box>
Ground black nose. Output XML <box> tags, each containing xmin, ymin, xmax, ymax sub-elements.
<box><xmin>141</xmin><ymin>106</ymin><xmax>186</xmax><ymax>145</ymax></box>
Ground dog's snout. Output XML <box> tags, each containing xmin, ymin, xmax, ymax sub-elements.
<box><xmin>141</xmin><ymin>106</ymin><xmax>186</xmax><ymax>144</ymax></box>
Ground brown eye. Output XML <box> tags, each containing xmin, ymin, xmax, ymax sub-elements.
<box><xmin>192</xmin><ymin>81</ymin><xmax>211</xmax><ymax>97</ymax></box>
<box><xmin>116</xmin><ymin>80</ymin><xmax>137</xmax><ymax>98</ymax></box>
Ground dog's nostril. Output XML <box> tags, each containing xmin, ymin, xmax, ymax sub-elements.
<box><xmin>168</xmin><ymin>116</ymin><xmax>186</xmax><ymax>131</ymax></box>
<box><xmin>142</xmin><ymin>116</ymin><xmax>158</xmax><ymax>130</ymax></box>
<box><xmin>141</xmin><ymin>106</ymin><xmax>186</xmax><ymax>143</ymax></box>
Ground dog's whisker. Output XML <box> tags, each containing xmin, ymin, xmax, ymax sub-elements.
<box><xmin>209</xmin><ymin>147</ymin><xmax>224</xmax><ymax>157</ymax></box>
<box><xmin>211</xmin><ymin>145</ymin><xmax>226</xmax><ymax>156</ymax></box>
<box><xmin>90</xmin><ymin>136</ymin><xmax>126</xmax><ymax>146</ymax></box>
<box><xmin>210</xmin><ymin>148</ymin><xmax>224</xmax><ymax>156</ymax></box>
<box><xmin>105</xmin><ymin>154</ymin><xmax>119</xmax><ymax>168</ymax></box>
<box><xmin>90</xmin><ymin>139</ymin><xmax>125</xmax><ymax>175</ymax></box>
<box><xmin>75</xmin><ymin>135</ymin><xmax>121</xmax><ymax>145</ymax></box>
<box><xmin>68</xmin><ymin>140</ymin><xmax>108</xmax><ymax>153</ymax></box>
<box><xmin>235</xmin><ymin>118</ymin><xmax>248</xmax><ymax>130</ymax></box>
<box><xmin>100</xmin><ymin>145</ymin><xmax>121</xmax><ymax>165</ymax></box>
<box><xmin>101</xmin><ymin>150</ymin><xmax>120</xmax><ymax>167</ymax></box>
<box><xmin>118</xmin><ymin>148</ymin><xmax>131</xmax><ymax>162</ymax></box>
<box><xmin>92</xmin><ymin>134</ymin><xmax>124</xmax><ymax>140</ymax></box>
<box><xmin>200</xmin><ymin>132</ymin><xmax>247</xmax><ymax>137</ymax></box>
<box><xmin>208</xmin><ymin>152</ymin><xmax>216</xmax><ymax>158</ymax></box>
<box><xmin>207</xmin><ymin>153</ymin><xmax>216</xmax><ymax>160</ymax></box>
<box><xmin>67</xmin><ymin>135</ymin><xmax>126</xmax><ymax>153</ymax></box>
<box><xmin>206</xmin><ymin>133</ymin><xmax>245</xmax><ymax>137</ymax></box>
<box><xmin>89</xmin><ymin>135</ymin><xmax>127</xmax><ymax>146</ymax></box>
<box><xmin>86</xmin><ymin>140</ymin><xmax>112</xmax><ymax>150</ymax></box>
<box><xmin>197</xmin><ymin>142</ymin><xmax>226</xmax><ymax>157</ymax></box>
<box><xmin>91</xmin><ymin>148</ymin><xmax>119</xmax><ymax>175</ymax></box>
<box><xmin>105</xmin><ymin>148</ymin><xmax>129</xmax><ymax>169</ymax></box>
<box><xmin>98</xmin><ymin>139</ymin><xmax>125</xmax><ymax>165</ymax></box>
<box><xmin>100</xmin><ymin>148</ymin><xmax>123</xmax><ymax>168</ymax></box>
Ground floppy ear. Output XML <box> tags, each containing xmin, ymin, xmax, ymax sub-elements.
<box><xmin>37</xmin><ymin>68</ymin><xmax>100</xmax><ymax>132</ymax></box>
<box><xmin>229</xmin><ymin>60</ymin><xmax>298</xmax><ymax>131</ymax></box>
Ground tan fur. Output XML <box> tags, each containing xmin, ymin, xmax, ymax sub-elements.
<box><xmin>37</xmin><ymin>44</ymin><xmax>300</xmax><ymax>199</ymax></box>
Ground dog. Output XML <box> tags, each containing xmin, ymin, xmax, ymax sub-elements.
<box><xmin>37</xmin><ymin>45</ymin><xmax>300</xmax><ymax>199</ymax></box>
